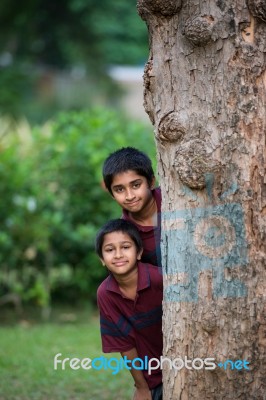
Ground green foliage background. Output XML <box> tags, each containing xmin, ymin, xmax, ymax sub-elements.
<box><xmin>0</xmin><ymin>0</ymin><xmax>147</xmax><ymax>67</ymax></box>
<box><xmin>0</xmin><ymin>109</ymin><xmax>156</xmax><ymax>308</ymax></box>
<box><xmin>0</xmin><ymin>0</ymin><xmax>148</xmax><ymax>120</ymax></box>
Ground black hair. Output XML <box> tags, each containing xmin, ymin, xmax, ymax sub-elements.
<box><xmin>102</xmin><ymin>147</ymin><xmax>154</xmax><ymax>195</ymax></box>
<box><xmin>95</xmin><ymin>219</ymin><xmax>143</xmax><ymax>259</ymax></box>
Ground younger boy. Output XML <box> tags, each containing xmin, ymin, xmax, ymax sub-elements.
<box><xmin>95</xmin><ymin>219</ymin><xmax>163</xmax><ymax>400</ymax></box>
<box><xmin>102</xmin><ymin>147</ymin><xmax>161</xmax><ymax>267</ymax></box>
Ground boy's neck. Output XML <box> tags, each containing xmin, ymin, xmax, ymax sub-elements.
<box><xmin>114</xmin><ymin>266</ymin><xmax>138</xmax><ymax>300</ymax></box>
<box><xmin>129</xmin><ymin>193</ymin><xmax>157</xmax><ymax>226</ymax></box>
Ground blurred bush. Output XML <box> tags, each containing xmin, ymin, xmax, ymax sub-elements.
<box><xmin>0</xmin><ymin>108</ymin><xmax>156</xmax><ymax>309</ymax></box>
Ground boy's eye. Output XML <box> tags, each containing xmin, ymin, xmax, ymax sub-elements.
<box><xmin>105</xmin><ymin>248</ymin><xmax>113</xmax><ymax>252</ymax></box>
<box><xmin>114</xmin><ymin>187</ymin><xmax>124</xmax><ymax>193</ymax></box>
<box><xmin>132</xmin><ymin>183</ymin><xmax>140</xmax><ymax>189</ymax></box>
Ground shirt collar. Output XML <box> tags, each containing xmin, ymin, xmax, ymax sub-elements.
<box><xmin>106</xmin><ymin>262</ymin><xmax>151</xmax><ymax>295</ymax></box>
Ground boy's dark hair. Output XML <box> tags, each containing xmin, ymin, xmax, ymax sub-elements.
<box><xmin>95</xmin><ymin>219</ymin><xmax>143</xmax><ymax>259</ymax></box>
<box><xmin>102</xmin><ymin>147</ymin><xmax>154</xmax><ymax>195</ymax></box>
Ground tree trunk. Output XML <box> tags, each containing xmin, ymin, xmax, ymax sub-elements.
<box><xmin>137</xmin><ymin>1</ymin><xmax>266</xmax><ymax>399</ymax></box>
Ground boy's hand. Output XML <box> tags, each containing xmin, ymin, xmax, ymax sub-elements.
<box><xmin>121</xmin><ymin>348</ymin><xmax>153</xmax><ymax>400</ymax></box>
<box><xmin>133</xmin><ymin>387</ymin><xmax>152</xmax><ymax>400</ymax></box>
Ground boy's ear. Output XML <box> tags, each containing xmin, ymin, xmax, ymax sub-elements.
<box><xmin>150</xmin><ymin>176</ymin><xmax>156</xmax><ymax>190</ymax></box>
<box><xmin>137</xmin><ymin>249</ymin><xmax>143</xmax><ymax>261</ymax></box>
<box><xmin>100</xmin><ymin>259</ymin><xmax>106</xmax><ymax>266</ymax></box>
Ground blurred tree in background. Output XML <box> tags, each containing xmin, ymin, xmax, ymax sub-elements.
<box><xmin>0</xmin><ymin>0</ymin><xmax>148</xmax><ymax>121</ymax></box>
<box><xmin>0</xmin><ymin>109</ymin><xmax>155</xmax><ymax>310</ymax></box>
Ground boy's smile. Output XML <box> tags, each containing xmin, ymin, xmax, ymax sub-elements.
<box><xmin>111</xmin><ymin>170</ymin><xmax>155</xmax><ymax>216</ymax></box>
<box><xmin>101</xmin><ymin>231</ymin><xmax>142</xmax><ymax>278</ymax></box>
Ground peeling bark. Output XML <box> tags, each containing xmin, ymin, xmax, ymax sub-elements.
<box><xmin>138</xmin><ymin>0</ymin><xmax>266</xmax><ymax>398</ymax></box>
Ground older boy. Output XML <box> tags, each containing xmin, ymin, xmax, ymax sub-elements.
<box><xmin>102</xmin><ymin>147</ymin><xmax>161</xmax><ymax>267</ymax></box>
<box><xmin>96</xmin><ymin>219</ymin><xmax>163</xmax><ymax>400</ymax></box>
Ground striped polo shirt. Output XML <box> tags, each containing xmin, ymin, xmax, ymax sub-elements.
<box><xmin>97</xmin><ymin>262</ymin><xmax>163</xmax><ymax>389</ymax></box>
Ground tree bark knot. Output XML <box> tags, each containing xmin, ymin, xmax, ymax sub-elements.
<box><xmin>184</xmin><ymin>16</ymin><xmax>215</xmax><ymax>46</ymax></box>
<box><xmin>201</xmin><ymin>317</ymin><xmax>217</xmax><ymax>334</ymax></box>
<box><xmin>175</xmin><ymin>139</ymin><xmax>220</xmax><ymax>189</ymax></box>
<box><xmin>157</xmin><ymin>112</ymin><xmax>185</xmax><ymax>142</ymax></box>
<box><xmin>137</xmin><ymin>0</ymin><xmax>182</xmax><ymax>19</ymax></box>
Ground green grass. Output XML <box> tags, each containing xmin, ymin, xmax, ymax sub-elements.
<box><xmin>0</xmin><ymin>307</ymin><xmax>133</xmax><ymax>400</ymax></box>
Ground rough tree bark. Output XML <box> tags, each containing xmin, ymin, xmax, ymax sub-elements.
<box><xmin>137</xmin><ymin>1</ymin><xmax>265</xmax><ymax>399</ymax></box>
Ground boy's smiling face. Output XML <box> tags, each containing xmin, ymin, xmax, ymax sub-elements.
<box><xmin>110</xmin><ymin>170</ymin><xmax>155</xmax><ymax>214</ymax></box>
<box><xmin>101</xmin><ymin>231</ymin><xmax>142</xmax><ymax>277</ymax></box>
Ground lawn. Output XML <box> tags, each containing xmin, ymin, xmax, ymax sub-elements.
<box><xmin>0</xmin><ymin>306</ymin><xmax>133</xmax><ymax>400</ymax></box>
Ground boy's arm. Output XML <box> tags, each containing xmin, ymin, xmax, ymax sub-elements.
<box><xmin>121</xmin><ymin>348</ymin><xmax>152</xmax><ymax>400</ymax></box>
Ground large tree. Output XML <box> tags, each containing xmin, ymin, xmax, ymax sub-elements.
<box><xmin>137</xmin><ymin>0</ymin><xmax>266</xmax><ymax>398</ymax></box>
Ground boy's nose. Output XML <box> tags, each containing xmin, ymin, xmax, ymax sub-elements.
<box><xmin>114</xmin><ymin>249</ymin><xmax>123</xmax><ymax>258</ymax></box>
<box><xmin>125</xmin><ymin>189</ymin><xmax>135</xmax><ymax>201</ymax></box>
